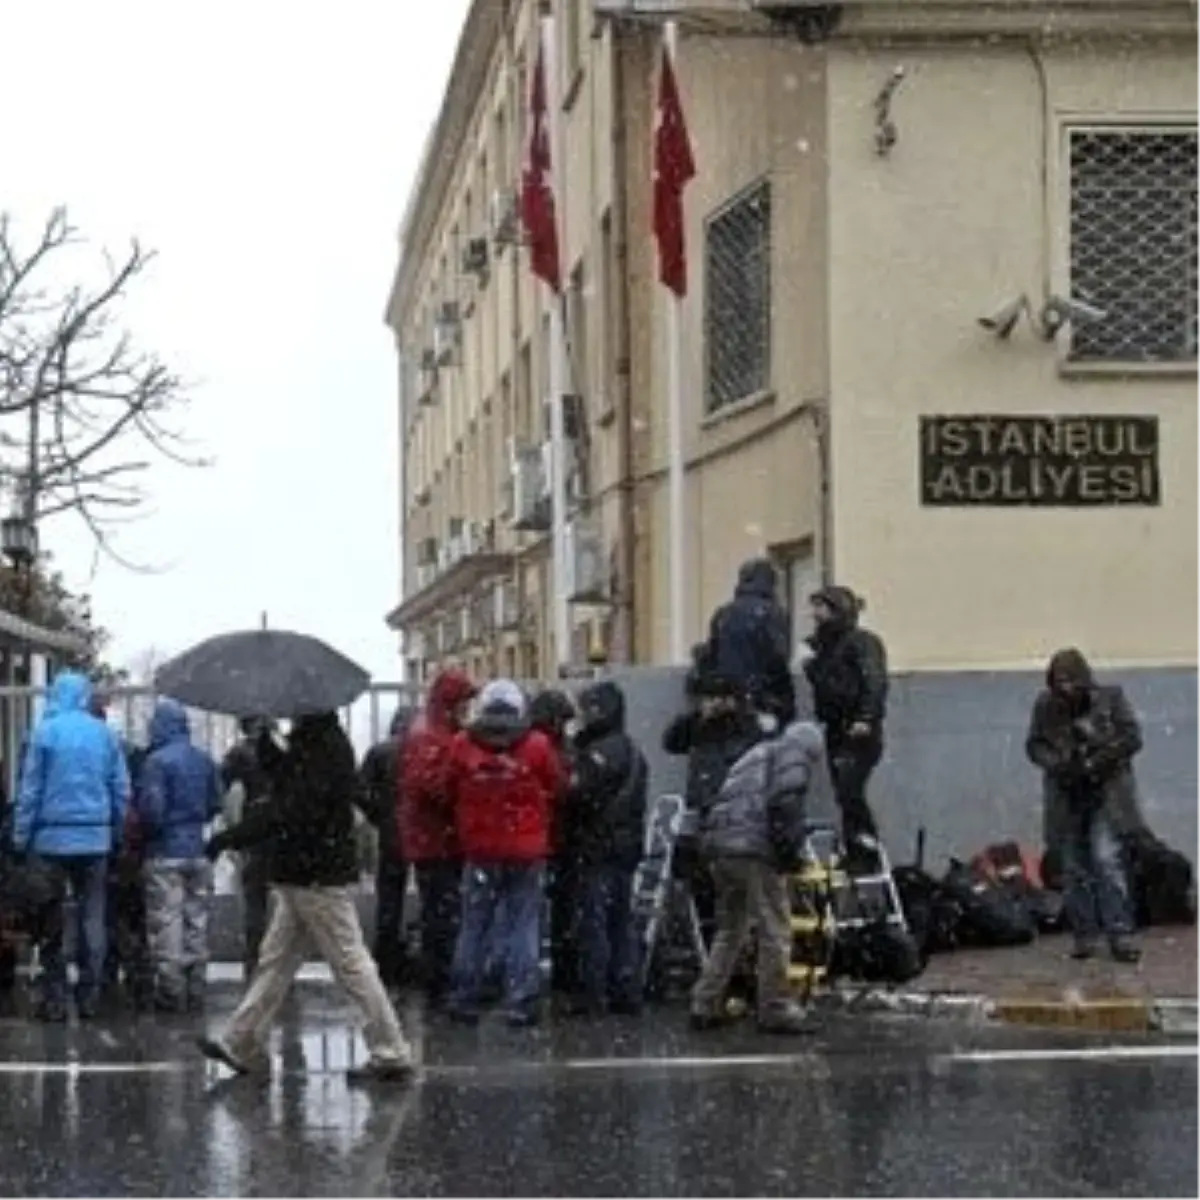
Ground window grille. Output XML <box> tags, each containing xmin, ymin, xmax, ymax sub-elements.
<box><xmin>704</xmin><ymin>180</ymin><xmax>772</xmax><ymax>412</ymax></box>
<box><xmin>1068</xmin><ymin>127</ymin><xmax>1197</xmax><ymax>364</ymax></box>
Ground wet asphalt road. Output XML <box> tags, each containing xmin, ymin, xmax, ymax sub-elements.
<box><xmin>0</xmin><ymin>985</ymin><xmax>1193</xmax><ymax>1198</ymax></box>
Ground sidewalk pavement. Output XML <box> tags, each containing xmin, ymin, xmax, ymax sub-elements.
<box><xmin>828</xmin><ymin>927</ymin><xmax>1198</xmax><ymax>1033</ymax></box>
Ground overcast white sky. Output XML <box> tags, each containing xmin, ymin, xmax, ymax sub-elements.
<box><xmin>3</xmin><ymin>0</ymin><xmax>471</xmax><ymax>682</ymax></box>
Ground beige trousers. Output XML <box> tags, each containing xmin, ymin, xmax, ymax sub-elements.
<box><xmin>222</xmin><ymin>885</ymin><xmax>411</xmax><ymax>1065</ymax></box>
<box><xmin>691</xmin><ymin>858</ymin><xmax>792</xmax><ymax>1015</ymax></box>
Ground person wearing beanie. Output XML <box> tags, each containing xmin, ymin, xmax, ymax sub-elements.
<box><xmin>445</xmin><ymin>679</ymin><xmax>563</xmax><ymax>1026</ymax></box>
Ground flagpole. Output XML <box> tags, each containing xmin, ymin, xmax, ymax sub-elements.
<box><xmin>541</xmin><ymin>14</ymin><xmax>572</xmax><ymax>672</ymax></box>
<box><xmin>664</xmin><ymin>20</ymin><xmax>687</xmax><ymax>665</ymax></box>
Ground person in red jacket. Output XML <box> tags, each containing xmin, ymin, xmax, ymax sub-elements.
<box><xmin>400</xmin><ymin>669</ymin><xmax>477</xmax><ymax>1009</ymax></box>
<box><xmin>445</xmin><ymin>679</ymin><xmax>563</xmax><ymax>1027</ymax></box>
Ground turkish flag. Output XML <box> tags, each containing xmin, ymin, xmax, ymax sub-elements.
<box><xmin>652</xmin><ymin>43</ymin><xmax>696</xmax><ymax>298</ymax></box>
<box><xmin>520</xmin><ymin>44</ymin><xmax>561</xmax><ymax>294</ymax></box>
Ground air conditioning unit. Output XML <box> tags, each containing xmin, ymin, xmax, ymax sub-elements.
<box><xmin>461</xmin><ymin>237</ymin><xmax>490</xmax><ymax>277</ymax></box>
<box><xmin>563</xmin><ymin>516</ymin><xmax>608</xmax><ymax>603</ymax></box>
<box><xmin>490</xmin><ymin>189</ymin><xmax>520</xmax><ymax>247</ymax></box>
<box><xmin>433</xmin><ymin>321</ymin><xmax>461</xmax><ymax>367</ymax></box>
<box><xmin>511</xmin><ymin>442</ymin><xmax>551</xmax><ymax>532</ymax></box>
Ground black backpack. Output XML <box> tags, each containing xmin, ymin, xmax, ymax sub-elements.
<box><xmin>831</xmin><ymin>914</ymin><xmax>924</xmax><ymax>985</ymax></box>
<box><xmin>940</xmin><ymin>858</ymin><xmax>1036</xmax><ymax>947</ymax></box>
<box><xmin>1122</xmin><ymin>831</ymin><xmax>1196</xmax><ymax>928</ymax></box>
<box><xmin>893</xmin><ymin>832</ymin><xmax>963</xmax><ymax>961</ymax></box>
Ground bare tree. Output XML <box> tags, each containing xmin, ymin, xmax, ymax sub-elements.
<box><xmin>0</xmin><ymin>207</ymin><xmax>208</xmax><ymax>567</ymax></box>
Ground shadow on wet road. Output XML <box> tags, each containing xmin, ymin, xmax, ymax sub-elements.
<box><xmin>0</xmin><ymin>994</ymin><xmax>1193</xmax><ymax>1197</ymax></box>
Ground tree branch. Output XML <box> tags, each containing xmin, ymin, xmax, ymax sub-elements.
<box><xmin>0</xmin><ymin>207</ymin><xmax>208</xmax><ymax>567</ymax></box>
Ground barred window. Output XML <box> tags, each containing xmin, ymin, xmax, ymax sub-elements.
<box><xmin>705</xmin><ymin>180</ymin><xmax>772</xmax><ymax>412</ymax></box>
<box><xmin>1068</xmin><ymin>127</ymin><xmax>1197</xmax><ymax>364</ymax></box>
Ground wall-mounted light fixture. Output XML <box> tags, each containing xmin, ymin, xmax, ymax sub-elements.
<box><xmin>873</xmin><ymin>66</ymin><xmax>906</xmax><ymax>156</ymax></box>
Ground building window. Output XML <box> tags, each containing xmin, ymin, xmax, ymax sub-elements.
<box><xmin>567</xmin><ymin>262</ymin><xmax>588</xmax><ymax>398</ymax></box>
<box><xmin>1068</xmin><ymin>126</ymin><xmax>1198</xmax><ymax>364</ymax></box>
<box><xmin>704</xmin><ymin>180</ymin><xmax>772</xmax><ymax>413</ymax></box>
<box><xmin>561</xmin><ymin>0</ymin><xmax>583</xmax><ymax>89</ymax></box>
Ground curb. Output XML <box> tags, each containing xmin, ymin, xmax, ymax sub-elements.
<box><xmin>819</xmin><ymin>985</ymin><xmax>1199</xmax><ymax>1034</ymax></box>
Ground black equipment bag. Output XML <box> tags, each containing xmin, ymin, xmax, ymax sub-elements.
<box><xmin>893</xmin><ymin>830</ymin><xmax>962</xmax><ymax>961</ymax></box>
<box><xmin>1121</xmin><ymin>830</ymin><xmax>1196</xmax><ymax>928</ymax></box>
<box><xmin>940</xmin><ymin>857</ymin><xmax>1036</xmax><ymax>947</ymax></box>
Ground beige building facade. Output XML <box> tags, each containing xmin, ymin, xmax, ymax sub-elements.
<box><xmin>385</xmin><ymin>0</ymin><xmax>1197</xmax><ymax>681</ymax></box>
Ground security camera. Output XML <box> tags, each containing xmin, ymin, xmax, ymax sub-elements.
<box><xmin>1037</xmin><ymin>294</ymin><xmax>1108</xmax><ymax>338</ymax></box>
<box><xmin>978</xmin><ymin>296</ymin><xmax>1029</xmax><ymax>340</ymax></box>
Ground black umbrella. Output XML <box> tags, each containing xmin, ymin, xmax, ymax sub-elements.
<box><xmin>153</xmin><ymin>628</ymin><xmax>371</xmax><ymax>718</ymax></box>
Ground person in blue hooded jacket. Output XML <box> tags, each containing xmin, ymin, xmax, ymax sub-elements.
<box><xmin>136</xmin><ymin>699</ymin><xmax>222</xmax><ymax>1012</ymax></box>
<box><xmin>13</xmin><ymin>670</ymin><xmax>131</xmax><ymax>1020</ymax></box>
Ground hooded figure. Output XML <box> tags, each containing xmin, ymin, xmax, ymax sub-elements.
<box><xmin>707</xmin><ymin>558</ymin><xmax>796</xmax><ymax>724</ymax></box>
<box><xmin>13</xmin><ymin>671</ymin><xmax>131</xmax><ymax>1021</ymax></box>
<box><xmin>803</xmin><ymin>585</ymin><xmax>889</xmax><ymax>861</ymax></box>
<box><xmin>689</xmin><ymin>721</ymin><xmax>826</xmax><ymax>1037</ymax></box>
<box><xmin>567</xmin><ymin>680</ymin><xmax>649</xmax><ymax>1015</ymax></box>
<box><xmin>220</xmin><ymin>715</ymin><xmax>279</xmax><ymax>979</ymax></box>
<box><xmin>529</xmin><ymin>687</ymin><xmax>583</xmax><ymax>996</ymax></box>
<box><xmin>1025</xmin><ymin>648</ymin><xmax>1143</xmax><ymax>962</ymax></box>
<box><xmin>136</xmin><ymin>700</ymin><xmax>222</xmax><ymax>1011</ymax></box>
<box><xmin>361</xmin><ymin>705</ymin><xmax>416</xmax><ymax>989</ymax></box>
<box><xmin>399</xmin><ymin>669</ymin><xmax>478</xmax><ymax>1008</ymax></box>
<box><xmin>201</xmin><ymin>711</ymin><xmax>415</xmax><ymax>1084</ymax></box>
<box><xmin>445</xmin><ymin>679</ymin><xmax>563</xmax><ymax>1026</ymax></box>
<box><xmin>528</xmin><ymin>689</ymin><xmax>576</xmax><ymax>750</ymax></box>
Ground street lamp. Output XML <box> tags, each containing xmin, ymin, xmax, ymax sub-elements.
<box><xmin>1</xmin><ymin>514</ymin><xmax>38</xmax><ymax>572</ymax></box>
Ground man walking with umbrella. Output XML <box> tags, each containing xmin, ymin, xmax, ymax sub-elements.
<box><xmin>152</xmin><ymin>626</ymin><xmax>411</xmax><ymax>1081</ymax></box>
<box><xmin>199</xmin><ymin>712</ymin><xmax>413</xmax><ymax>1083</ymax></box>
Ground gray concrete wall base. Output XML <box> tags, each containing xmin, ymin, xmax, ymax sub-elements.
<box><xmin>201</xmin><ymin>664</ymin><xmax>1195</xmax><ymax>960</ymax></box>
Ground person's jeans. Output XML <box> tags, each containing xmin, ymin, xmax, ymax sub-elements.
<box><xmin>548</xmin><ymin>855</ymin><xmax>583</xmax><ymax>994</ymax></box>
<box><xmin>576</xmin><ymin>864</ymin><xmax>641</xmax><ymax>1010</ymax></box>
<box><xmin>373</xmin><ymin>857</ymin><xmax>409</xmax><ymax>989</ymax></box>
<box><xmin>414</xmin><ymin>860</ymin><xmax>462</xmax><ymax>1005</ymax></box>
<box><xmin>829</xmin><ymin>739</ymin><xmax>883</xmax><ymax>846</ymax></box>
<box><xmin>450</xmin><ymin>861</ymin><xmax>545</xmax><ymax>1015</ymax></box>
<box><xmin>39</xmin><ymin>854</ymin><xmax>109</xmax><ymax>1009</ymax></box>
<box><xmin>1062</xmin><ymin>803</ymin><xmax>1132</xmax><ymax>942</ymax></box>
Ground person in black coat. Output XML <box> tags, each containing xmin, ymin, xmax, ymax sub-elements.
<box><xmin>802</xmin><ymin>585</ymin><xmax>888</xmax><ymax>867</ymax></box>
<box><xmin>360</xmin><ymin>707</ymin><xmax>415</xmax><ymax>990</ymax></box>
<box><xmin>221</xmin><ymin>717</ymin><xmax>278</xmax><ymax>977</ymax></box>
<box><xmin>528</xmin><ymin>689</ymin><xmax>581</xmax><ymax>997</ymax></box>
<box><xmin>662</xmin><ymin>673</ymin><xmax>764</xmax><ymax>944</ymax></box>
<box><xmin>707</xmin><ymin>558</ymin><xmax>796</xmax><ymax>725</ymax></box>
<box><xmin>569</xmin><ymin>681</ymin><xmax>648</xmax><ymax>1016</ymax></box>
<box><xmin>200</xmin><ymin>713</ymin><xmax>414</xmax><ymax>1084</ymax></box>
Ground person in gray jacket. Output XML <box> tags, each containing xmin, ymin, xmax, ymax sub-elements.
<box><xmin>690</xmin><ymin>721</ymin><xmax>827</xmax><ymax>1035</ymax></box>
